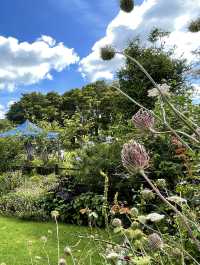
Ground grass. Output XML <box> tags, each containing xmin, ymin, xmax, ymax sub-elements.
<box><xmin>0</xmin><ymin>216</ymin><xmax>106</xmax><ymax>265</ymax></box>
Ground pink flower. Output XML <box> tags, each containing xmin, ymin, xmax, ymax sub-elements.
<box><xmin>121</xmin><ymin>141</ymin><xmax>150</xmax><ymax>172</ymax></box>
<box><xmin>132</xmin><ymin>108</ymin><xmax>154</xmax><ymax>130</ymax></box>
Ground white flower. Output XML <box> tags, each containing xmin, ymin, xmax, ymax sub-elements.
<box><xmin>147</xmin><ymin>213</ymin><xmax>165</xmax><ymax>222</ymax></box>
<box><xmin>148</xmin><ymin>83</ymin><xmax>171</xmax><ymax>97</ymax></box>
<box><xmin>167</xmin><ymin>196</ymin><xmax>187</xmax><ymax>204</ymax></box>
<box><xmin>106</xmin><ymin>252</ymin><xmax>119</xmax><ymax>261</ymax></box>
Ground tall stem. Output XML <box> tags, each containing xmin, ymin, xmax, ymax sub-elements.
<box><xmin>117</xmin><ymin>51</ymin><xmax>199</xmax><ymax>136</ymax></box>
<box><xmin>139</xmin><ymin>170</ymin><xmax>200</xmax><ymax>252</ymax></box>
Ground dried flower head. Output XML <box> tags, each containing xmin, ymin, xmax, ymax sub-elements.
<box><xmin>132</xmin><ymin>108</ymin><xmax>155</xmax><ymax>130</ymax></box>
<box><xmin>121</xmin><ymin>141</ymin><xmax>150</xmax><ymax>173</ymax></box>
<box><xmin>148</xmin><ymin>83</ymin><xmax>171</xmax><ymax>98</ymax></box>
<box><xmin>120</xmin><ymin>0</ymin><xmax>134</xmax><ymax>13</ymax></box>
<box><xmin>64</xmin><ymin>246</ymin><xmax>72</xmax><ymax>256</ymax></box>
<box><xmin>100</xmin><ymin>45</ymin><xmax>116</xmax><ymax>60</ymax></box>
<box><xmin>148</xmin><ymin>233</ymin><xmax>163</xmax><ymax>250</ymax></box>
<box><xmin>51</xmin><ymin>210</ymin><xmax>59</xmax><ymax>219</ymax></box>
<box><xmin>58</xmin><ymin>258</ymin><xmax>67</xmax><ymax>265</ymax></box>
<box><xmin>112</xmin><ymin>218</ymin><xmax>122</xmax><ymax>227</ymax></box>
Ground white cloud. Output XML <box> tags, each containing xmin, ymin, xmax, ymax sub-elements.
<box><xmin>0</xmin><ymin>35</ymin><xmax>79</xmax><ymax>91</ymax></box>
<box><xmin>0</xmin><ymin>105</ymin><xmax>6</xmax><ymax>119</ymax></box>
<box><xmin>79</xmin><ymin>0</ymin><xmax>200</xmax><ymax>81</ymax></box>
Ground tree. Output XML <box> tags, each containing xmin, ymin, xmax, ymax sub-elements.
<box><xmin>117</xmin><ymin>39</ymin><xmax>188</xmax><ymax>118</ymax></box>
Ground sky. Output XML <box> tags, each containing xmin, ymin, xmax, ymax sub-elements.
<box><xmin>0</xmin><ymin>0</ymin><xmax>199</xmax><ymax>118</ymax></box>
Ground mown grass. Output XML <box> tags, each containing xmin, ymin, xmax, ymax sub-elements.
<box><xmin>0</xmin><ymin>216</ymin><xmax>106</xmax><ymax>265</ymax></box>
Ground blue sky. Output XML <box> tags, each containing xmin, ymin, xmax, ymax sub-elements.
<box><xmin>0</xmin><ymin>0</ymin><xmax>199</xmax><ymax>117</ymax></box>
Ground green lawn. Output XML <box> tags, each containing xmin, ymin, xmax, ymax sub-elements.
<box><xmin>0</xmin><ymin>216</ymin><xmax>105</xmax><ymax>265</ymax></box>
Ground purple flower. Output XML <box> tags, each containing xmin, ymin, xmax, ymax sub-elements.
<box><xmin>132</xmin><ymin>108</ymin><xmax>154</xmax><ymax>130</ymax></box>
<box><xmin>121</xmin><ymin>141</ymin><xmax>150</xmax><ymax>172</ymax></box>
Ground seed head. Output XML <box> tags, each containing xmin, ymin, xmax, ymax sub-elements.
<box><xmin>120</xmin><ymin>0</ymin><xmax>134</xmax><ymax>13</ymax></box>
<box><xmin>148</xmin><ymin>233</ymin><xmax>163</xmax><ymax>250</ymax></box>
<box><xmin>100</xmin><ymin>45</ymin><xmax>116</xmax><ymax>60</ymax></box>
<box><xmin>132</xmin><ymin>108</ymin><xmax>154</xmax><ymax>130</ymax></box>
<box><xmin>64</xmin><ymin>246</ymin><xmax>72</xmax><ymax>256</ymax></box>
<box><xmin>51</xmin><ymin>210</ymin><xmax>59</xmax><ymax>219</ymax></box>
<box><xmin>58</xmin><ymin>258</ymin><xmax>67</xmax><ymax>265</ymax></box>
<box><xmin>112</xmin><ymin>218</ymin><xmax>122</xmax><ymax>227</ymax></box>
<box><xmin>130</xmin><ymin>207</ymin><xmax>139</xmax><ymax>217</ymax></box>
<box><xmin>121</xmin><ymin>141</ymin><xmax>150</xmax><ymax>173</ymax></box>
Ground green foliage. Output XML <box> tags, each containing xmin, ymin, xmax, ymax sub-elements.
<box><xmin>0</xmin><ymin>138</ymin><xmax>24</xmax><ymax>172</ymax></box>
<box><xmin>0</xmin><ymin>171</ymin><xmax>24</xmax><ymax>196</ymax></box>
<box><xmin>117</xmin><ymin>40</ymin><xmax>188</xmax><ymax>118</ymax></box>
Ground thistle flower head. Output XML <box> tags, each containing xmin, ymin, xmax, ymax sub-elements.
<box><xmin>100</xmin><ymin>45</ymin><xmax>116</xmax><ymax>60</ymax></box>
<box><xmin>132</xmin><ymin>108</ymin><xmax>155</xmax><ymax>130</ymax></box>
<box><xmin>58</xmin><ymin>258</ymin><xmax>67</xmax><ymax>265</ymax></box>
<box><xmin>121</xmin><ymin>141</ymin><xmax>150</xmax><ymax>173</ymax></box>
<box><xmin>148</xmin><ymin>233</ymin><xmax>163</xmax><ymax>250</ymax></box>
<box><xmin>120</xmin><ymin>0</ymin><xmax>134</xmax><ymax>13</ymax></box>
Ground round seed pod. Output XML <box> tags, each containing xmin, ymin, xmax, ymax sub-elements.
<box><xmin>120</xmin><ymin>0</ymin><xmax>134</xmax><ymax>13</ymax></box>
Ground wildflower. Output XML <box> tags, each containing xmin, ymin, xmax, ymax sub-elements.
<box><xmin>148</xmin><ymin>83</ymin><xmax>171</xmax><ymax>98</ymax></box>
<box><xmin>125</xmin><ymin>228</ymin><xmax>144</xmax><ymax>240</ymax></box>
<box><xmin>121</xmin><ymin>141</ymin><xmax>150</xmax><ymax>173</ymax></box>
<box><xmin>148</xmin><ymin>233</ymin><xmax>163</xmax><ymax>250</ymax></box>
<box><xmin>120</xmin><ymin>0</ymin><xmax>134</xmax><ymax>13</ymax></box>
<box><xmin>58</xmin><ymin>258</ymin><xmax>67</xmax><ymax>265</ymax></box>
<box><xmin>167</xmin><ymin>196</ymin><xmax>187</xmax><ymax>205</ymax></box>
<box><xmin>51</xmin><ymin>210</ymin><xmax>59</xmax><ymax>219</ymax></box>
<box><xmin>130</xmin><ymin>207</ymin><xmax>139</xmax><ymax>217</ymax></box>
<box><xmin>106</xmin><ymin>251</ymin><xmax>119</xmax><ymax>261</ymax></box>
<box><xmin>132</xmin><ymin>109</ymin><xmax>155</xmax><ymax>130</ymax></box>
<box><xmin>141</xmin><ymin>189</ymin><xmax>155</xmax><ymax>200</ymax></box>
<box><xmin>64</xmin><ymin>246</ymin><xmax>72</xmax><ymax>256</ymax></box>
<box><xmin>100</xmin><ymin>45</ymin><xmax>116</xmax><ymax>60</ymax></box>
<box><xmin>156</xmin><ymin>179</ymin><xmax>167</xmax><ymax>189</ymax></box>
<box><xmin>146</xmin><ymin>213</ymin><xmax>165</xmax><ymax>223</ymax></box>
<box><xmin>131</xmin><ymin>221</ymin><xmax>140</xmax><ymax>229</ymax></box>
<box><xmin>112</xmin><ymin>218</ymin><xmax>122</xmax><ymax>227</ymax></box>
<box><xmin>132</xmin><ymin>256</ymin><xmax>151</xmax><ymax>265</ymax></box>
<box><xmin>40</xmin><ymin>236</ymin><xmax>47</xmax><ymax>243</ymax></box>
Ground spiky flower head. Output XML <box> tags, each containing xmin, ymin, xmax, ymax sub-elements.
<box><xmin>112</xmin><ymin>218</ymin><xmax>122</xmax><ymax>227</ymax></box>
<box><xmin>148</xmin><ymin>233</ymin><xmax>163</xmax><ymax>250</ymax></box>
<box><xmin>58</xmin><ymin>258</ymin><xmax>67</xmax><ymax>265</ymax></box>
<box><xmin>100</xmin><ymin>45</ymin><xmax>116</xmax><ymax>60</ymax></box>
<box><xmin>132</xmin><ymin>108</ymin><xmax>155</xmax><ymax>130</ymax></box>
<box><xmin>130</xmin><ymin>207</ymin><xmax>139</xmax><ymax>217</ymax></box>
<box><xmin>121</xmin><ymin>141</ymin><xmax>150</xmax><ymax>173</ymax></box>
<box><xmin>120</xmin><ymin>0</ymin><xmax>134</xmax><ymax>13</ymax></box>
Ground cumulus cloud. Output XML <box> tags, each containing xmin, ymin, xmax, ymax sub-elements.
<box><xmin>0</xmin><ymin>35</ymin><xmax>79</xmax><ymax>91</ymax></box>
<box><xmin>0</xmin><ymin>105</ymin><xmax>6</xmax><ymax>119</ymax></box>
<box><xmin>79</xmin><ymin>0</ymin><xmax>200</xmax><ymax>81</ymax></box>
